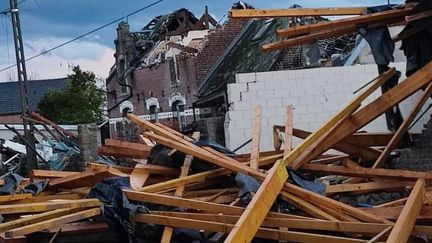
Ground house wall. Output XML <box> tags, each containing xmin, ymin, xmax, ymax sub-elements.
<box><xmin>225</xmin><ymin>62</ymin><xmax>432</xmax><ymax>153</ymax></box>
<box><xmin>107</xmin><ymin>18</ymin><xmax>248</xmax><ymax>122</ymax></box>
<box><xmin>0</xmin><ymin>115</ymin><xmax>22</xmax><ymax>124</ymax></box>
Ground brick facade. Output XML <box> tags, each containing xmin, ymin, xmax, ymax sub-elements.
<box><xmin>390</xmin><ymin>115</ymin><xmax>432</xmax><ymax>171</ymax></box>
<box><xmin>107</xmin><ymin>17</ymin><xmax>248</xmax><ymax>139</ymax></box>
<box><xmin>0</xmin><ymin>114</ymin><xmax>22</xmax><ymax>124</ymax></box>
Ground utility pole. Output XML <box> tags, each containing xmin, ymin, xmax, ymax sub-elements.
<box><xmin>9</xmin><ymin>0</ymin><xmax>38</xmax><ymax>172</ymax></box>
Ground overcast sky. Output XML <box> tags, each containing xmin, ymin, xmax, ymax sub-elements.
<box><xmin>0</xmin><ymin>0</ymin><xmax>404</xmax><ymax>81</ymax></box>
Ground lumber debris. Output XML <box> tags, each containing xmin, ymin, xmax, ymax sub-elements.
<box><xmin>2</xmin><ymin>5</ymin><xmax>432</xmax><ymax>242</ymax></box>
<box><xmin>230</xmin><ymin>7</ymin><xmax>367</xmax><ymax>18</ymax></box>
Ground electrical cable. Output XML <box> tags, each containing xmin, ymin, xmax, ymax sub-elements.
<box><xmin>0</xmin><ymin>0</ymin><xmax>165</xmax><ymax>73</ymax></box>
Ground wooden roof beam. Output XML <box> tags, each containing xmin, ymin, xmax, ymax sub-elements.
<box><xmin>229</xmin><ymin>7</ymin><xmax>367</xmax><ymax>18</ymax></box>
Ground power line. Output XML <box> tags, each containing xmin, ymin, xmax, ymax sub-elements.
<box><xmin>0</xmin><ymin>0</ymin><xmax>165</xmax><ymax>73</ymax></box>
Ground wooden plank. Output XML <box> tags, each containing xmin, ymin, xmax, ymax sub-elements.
<box><xmin>86</xmin><ymin>162</ymin><xmax>179</xmax><ymax>176</ymax></box>
<box><xmin>5</xmin><ymin>208</ymin><xmax>100</xmax><ymax>238</ymax></box>
<box><xmin>288</xmin><ymin>127</ymin><xmax>381</xmax><ymax>160</ymax></box>
<box><xmin>130</xmin><ymin>166</ymin><xmax>150</xmax><ymax>190</ymax></box>
<box><xmin>9</xmin><ymin>193</ymin><xmax>82</xmax><ymax>204</ymax></box>
<box><xmin>136</xmin><ymin>214</ymin><xmax>367</xmax><ymax>243</ymax></box>
<box><xmin>225</xmin><ymin>159</ymin><xmax>288</xmax><ymax>242</ymax></box>
<box><xmin>405</xmin><ymin>9</ymin><xmax>432</xmax><ymax>22</ymax></box>
<box><xmin>48</xmin><ymin>167</ymin><xmax>126</xmax><ymax>189</ymax></box>
<box><xmin>129</xmin><ymin>114</ymin><xmax>263</xmax><ymax>178</ymax></box>
<box><xmin>104</xmin><ymin>139</ymin><xmax>152</xmax><ymax>152</ymax></box>
<box><xmin>150</xmin><ymin>211</ymin><xmax>432</xmax><ymax>237</ymax></box>
<box><xmin>276</xmin><ymin>8</ymin><xmax>412</xmax><ymax>37</ymax></box>
<box><xmin>373</xmin><ymin>82</ymin><xmax>432</xmax><ymax>168</ymax></box>
<box><xmin>368</xmin><ymin>226</ymin><xmax>392</xmax><ymax>243</ymax></box>
<box><xmin>301</xmin><ymin>163</ymin><xmax>432</xmax><ymax>180</ymax></box>
<box><xmin>161</xmin><ymin>132</ymin><xmax>200</xmax><ymax>243</ymax></box>
<box><xmin>250</xmin><ymin>105</ymin><xmax>262</xmax><ymax>170</ymax></box>
<box><xmin>142</xmin><ymin>131</ymin><xmax>263</xmax><ymax>178</ymax></box>
<box><xmin>326</xmin><ymin>180</ymin><xmax>413</xmax><ymax>195</ymax></box>
<box><xmin>283</xmin><ymin>68</ymin><xmax>395</xmax><ymax>169</ymax></box>
<box><xmin>280</xmin><ymin>191</ymin><xmax>339</xmax><ymax>221</ymax></box>
<box><xmin>0</xmin><ymin>208</ymin><xmax>72</xmax><ymax>232</ymax></box>
<box><xmin>0</xmin><ymin>194</ymin><xmax>33</xmax><ymax>204</ymax></box>
<box><xmin>97</xmin><ymin>146</ymin><xmax>149</xmax><ymax>159</ymax></box>
<box><xmin>290</xmin><ymin>127</ymin><xmax>381</xmax><ymax>160</ymax></box>
<box><xmin>284</xmin><ymin>105</ymin><xmax>293</xmax><ymax>157</ymax></box>
<box><xmin>0</xmin><ymin>199</ymin><xmax>100</xmax><ymax>214</ymax></box>
<box><xmin>31</xmin><ymin>170</ymin><xmax>78</xmax><ymax>180</ymax></box>
<box><xmin>229</xmin><ymin>7</ymin><xmax>367</xmax><ymax>18</ymax></box>
<box><xmin>284</xmin><ymin>183</ymin><xmax>392</xmax><ymax>224</ymax></box>
<box><xmin>263</xmin><ymin>17</ymin><xmax>403</xmax><ymax>52</ymax></box>
<box><xmin>291</xmin><ymin>62</ymin><xmax>432</xmax><ymax>169</ymax></box>
<box><xmin>361</xmin><ymin>206</ymin><xmax>432</xmax><ymax>220</ymax></box>
<box><xmin>138</xmin><ymin>168</ymin><xmax>229</xmax><ymax>193</ymax></box>
<box><xmin>124</xmin><ymin>190</ymin><xmax>244</xmax><ymax>215</ymax></box>
<box><xmin>386</xmin><ymin>179</ymin><xmax>425</xmax><ymax>243</ymax></box>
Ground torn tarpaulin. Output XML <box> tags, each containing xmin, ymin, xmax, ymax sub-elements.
<box><xmin>0</xmin><ymin>173</ymin><xmax>23</xmax><ymax>195</ymax></box>
<box><xmin>88</xmin><ymin>177</ymin><xmax>201</xmax><ymax>243</ymax></box>
<box><xmin>400</xmin><ymin>0</ymin><xmax>432</xmax><ymax>76</ymax></box>
<box><xmin>148</xmin><ymin>140</ymin><xmax>235</xmax><ymax>172</ymax></box>
<box><xmin>88</xmin><ymin>177</ymin><xmax>147</xmax><ymax>243</ymax></box>
<box><xmin>235</xmin><ymin>168</ymin><xmax>326</xmax><ymax>205</ymax></box>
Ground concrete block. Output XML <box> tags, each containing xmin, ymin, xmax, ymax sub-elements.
<box><xmin>227</xmin><ymin>90</ymin><xmax>241</xmax><ymax>103</ymax></box>
<box><xmin>255</xmin><ymin>71</ymin><xmax>274</xmax><ymax>82</ymax></box>
<box><xmin>231</xmin><ymin>101</ymin><xmax>251</xmax><ymax>111</ymax></box>
<box><xmin>262</xmin><ymin>107</ymin><xmax>276</xmax><ymax>117</ymax></box>
<box><xmin>282</xmin><ymin>97</ymin><xmax>297</xmax><ymax>106</ymax></box>
<box><xmin>307</xmin><ymin>103</ymin><xmax>324</xmax><ymax>113</ymax></box>
<box><xmin>226</xmin><ymin>111</ymin><xmax>243</xmax><ymax>121</ymax></box>
<box><xmin>274</xmin><ymin>88</ymin><xmax>291</xmax><ymax>98</ymax></box>
<box><xmin>258</xmin><ymin>90</ymin><xmax>274</xmax><ymax>99</ymax></box>
<box><xmin>263</xmin><ymin>79</ymin><xmax>282</xmax><ymax>90</ymax></box>
<box><xmin>266</xmin><ymin>98</ymin><xmax>283</xmax><ymax>108</ymax></box>
<box><xmin>290</xmin><ymin>70</ymin><xmax>305</xmax><ymax>79</ymax></box>
<box><xmin>241</xmin><ymin>91</ymin><xmax>258</xmax><ymax>102</ymax></box>
<box><xmin>236</xmin><ymin>72</ymin><xmax>256</xmax><ymax>83</ymax></box>
<box><xmin>247</xmin><ymin>81</ymin><xmax>265</xmax><ymax>91</ymax></box>
<box><xmin>242</xmin><ymin>110</ymin><xmax>254</xmax><ymax>120</ymax></box>
<box><xmin>227</xmin><ymin>83</ymin><xmax>248</xmax><ymax>94</ymax></box>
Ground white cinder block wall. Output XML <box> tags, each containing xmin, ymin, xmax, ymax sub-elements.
<box><xmin>225</xmin><ymin>62</ymin><xmax>432</xmax><ymax>153</ymax></box>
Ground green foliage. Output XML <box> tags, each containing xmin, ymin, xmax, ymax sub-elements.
<box><xmin>38</xmin><ymin>66</ymin><xmax>105</xmax><ymax>125</ymax></box>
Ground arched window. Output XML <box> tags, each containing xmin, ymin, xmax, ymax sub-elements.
<box><xmin>122</xmin><ymin>107</ymin><xmax>131</xmax><ymax>117</ymax></box>
<box><xmin>171</xmin><ymin>100</ymin><xmax>183</xmax><ymax>118</ymax></box>
<box><xmin>119</xmin><ymin>101</ymin><xmax>133</xmax><ymax>117</ymax></box>
<box><xmin>149</xmin><ymin>105</ymin><xmax>158</xmax><ymax>121</ymax></box>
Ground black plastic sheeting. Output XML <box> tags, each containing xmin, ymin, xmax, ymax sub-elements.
<box><xmin>148</xmin><ymin>140</ymin><xmax>236</xmax><ymax>172</ymax></box>
<box><xmin>0</xmin><ymin>173</ymin><xmax>48</xmax><ymax>196</ymax></box>
<box><xmin>235</xmin><ymin>169</ymin><xmax>326</xmax><ymax>208</ymax></box>
<box><xmin>88</xmin><ymin>177</ymin><xmax>202</xmax><ymax>243</ymax></box>
<box><xmin>358</xmin><ymin>5</ymin><xmax>406</xmax><ymax>132</ymax></box>
<box><xmin>400</xmin><ymin>0</ymin><xmax>432</xmax><ymax>76</ymax></box>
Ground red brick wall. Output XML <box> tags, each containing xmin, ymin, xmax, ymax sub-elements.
<box><xmin>0</xmin><ymin>114</ymin><xmax>22</xmax><ymax>124</ymax></box>
<box><xmin>107</xmin><ymin>18</ymin><xmax>248</xmax><ymax>119</ymax></box>
<box><xmin>131</xmin><ymin>57</ymin><xmax>198</xmax><ymax>115</ymax></box>
<box><xmin>194</xmin><ymin>18</ymin><xmax>249</xmax><ymax>85</ymax></box>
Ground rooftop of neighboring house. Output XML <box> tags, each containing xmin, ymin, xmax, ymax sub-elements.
<box><xmin>196</xmin><ymin>6</ymin><xmax>357</xmax><ymax>105</ymax></box>
<box><xmin>0</xmin><ymin>78</ymin><xmax>69</xmax><ymax>116</ymax></box>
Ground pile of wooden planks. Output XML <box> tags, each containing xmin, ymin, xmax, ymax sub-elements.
<box><xmin>229</xmin><ymin>3</ymin><xmax>430</xmax><ymax>52</ymax></box>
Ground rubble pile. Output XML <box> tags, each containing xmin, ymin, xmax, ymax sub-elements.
<box><xmin>1</xmin><ymin>1</ymin><xmax>432</xmax><ymax>243</ymax></box>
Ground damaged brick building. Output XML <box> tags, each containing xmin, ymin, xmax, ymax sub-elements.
<box><xmin>106</xmin><ymin>7</ymin><xmax>249</xmax><ymax>140</ymax></box>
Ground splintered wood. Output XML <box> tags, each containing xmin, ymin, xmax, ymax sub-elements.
<box><xmin>2</xmin><ymin>4</ymin><xmax>432</xmax><ymax>243</ymax></box>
